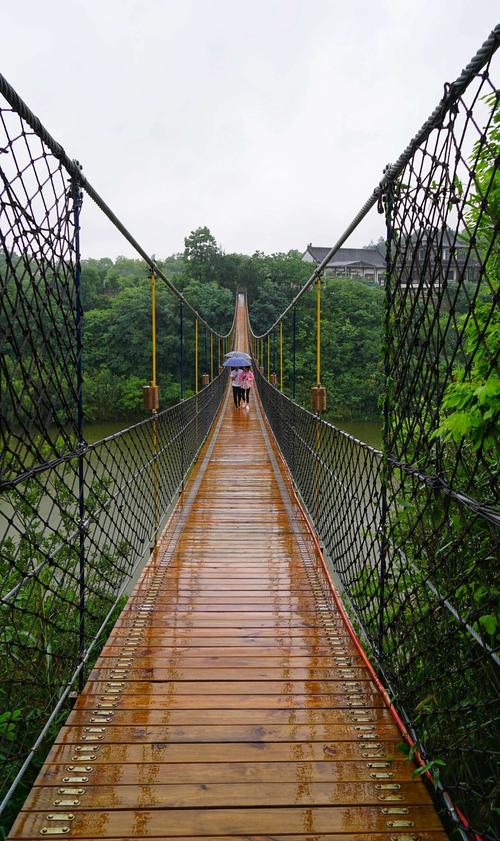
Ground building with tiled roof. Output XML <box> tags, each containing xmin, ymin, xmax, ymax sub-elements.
<box><xmin>303</xmin><ymin>228</ymin><xmax>481</xmax><ymax>288</ymax></box>
<box><xmin>302</xmin><ymin>244</ymin><xmax>386</xmax><ymax>283</ymax></box>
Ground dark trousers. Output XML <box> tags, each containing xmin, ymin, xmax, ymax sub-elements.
<box><xmin>243</xmin><ymin>388</ymin><xmax>250</xmax><ymax>404</ymax></box>
<box><xmin>232</xmin><ymin>386</ymin><xmax>242</xmax><ymax>406</ymax></box>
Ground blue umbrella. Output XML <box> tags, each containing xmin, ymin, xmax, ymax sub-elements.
<box><xmin>225</xmin><ymin>350</ymin><xmax>251</xmax><ymax>359</ymax></box>
<box><xmin>223</xmin><ymin>356</ymin><xmax>252</xmax><ymax>367</ymax></box>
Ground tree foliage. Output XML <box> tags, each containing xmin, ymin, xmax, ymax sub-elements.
<box><xmin>75</xmin><ymin>235</ymin><xmax>385</xmax><ymax>425</ymax></box>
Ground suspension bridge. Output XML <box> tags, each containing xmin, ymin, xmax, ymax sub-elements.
<box><xmin>1</xmin><ymin>25</ymin><xmax>499</xmax><ymax>841</ymax></box>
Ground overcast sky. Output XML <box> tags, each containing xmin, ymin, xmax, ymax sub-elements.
<box><xmin>2</xmin><ymin>0</ymin><xmax>498</xmax><ymax>259</ymax></box>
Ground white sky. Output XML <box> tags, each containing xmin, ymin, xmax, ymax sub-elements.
<box><xmin>2</xmin><ymin>0</ymin><xmax>498</xmax><ymax>258</ymax></box>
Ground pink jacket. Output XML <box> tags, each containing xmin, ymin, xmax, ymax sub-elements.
<box><xmin>238</xmin><ymin>370</ymin><xmax>254</xmax><ymax>390</ymax></box>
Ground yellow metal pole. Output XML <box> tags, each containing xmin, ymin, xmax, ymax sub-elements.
<box><xmin>218</xmin><ymin>337</ymin><xmax>221</xmax><ymax>371</ymax></box>
<box><xmin>151</xmin><ymin>272</ymin><xmax>157</xmax><ymax>388</ymax></box>
<box><xmin>316</xmin><ymin>276</ymin><xmax>321</xmax><ymax>386</ymax></box>
<box><xmin>267</xmin><ymin>335</ymin><xmax>270</xmax><ymax>379</ymax></box>
<box><xmin>195</xmin><ymin>319</ymin><xmax>199</xmax><ymax>393</ymax></box>
<box><xmin>210</xmin><ymin>333</ymin><xmax>214</xmax><ymax>381</ymax></box>
<box><xmin>279</xmin><ymin>321</ymin><xmax>283</xmax><ymax>391</ymax></box>
<box><xmin>315</xmin><ymin>276</ymin><xmax>322</xmax><ymax>513</ymax></box>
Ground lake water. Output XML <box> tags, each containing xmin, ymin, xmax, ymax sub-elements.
<box><xmin>334</xmin><ymin>419</ymin><xmax>382</xmax><ymax>450</ymax></box>
<box><xmin>85</xmin><ymin>418</ymin><xmax>383</xmax><ymax>449</ymax></box>
<box><xmin>85</xmin><ymin>421</ymin><xmax>132</xmax><ymax>443</ymax></box>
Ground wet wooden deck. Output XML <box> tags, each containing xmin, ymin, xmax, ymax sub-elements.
<box><xmin>10</xmin><ymin>302</ymin><xmax>445</xmax><ymax>840</ymax></box>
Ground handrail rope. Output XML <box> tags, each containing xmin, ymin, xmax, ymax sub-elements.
<box><xmin>248</xmin><ymin>23</ymin><xmax>500</xmax><ymax>339</ymax></box>
<box><xmin>0</xmin><ymin>70</ymin><xmax>234</xmax><ymax>339</ymax></box>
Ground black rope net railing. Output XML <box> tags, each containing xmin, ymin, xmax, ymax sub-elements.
<box><xmin>250</xmin><ymin>29</ymin><xmax>499</xmax><ymax>841</ymax></box>
<box><xmin>0</xmin><ymin>82</ymin><xmax>232</xmax><ymax>830</ymax></box>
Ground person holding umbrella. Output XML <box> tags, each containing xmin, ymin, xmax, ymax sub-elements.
<box><xmin>239</xmin><ymin>366</ymin><xmax>254</xmax><ymax>411</ymax></box>
<box><xmin>230</xmin><ymin>367</ymin><xmax>242</xmax><ymax>407</ymax></box>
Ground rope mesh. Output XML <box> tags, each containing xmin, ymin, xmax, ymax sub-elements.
<box><xmin>253</xmin><ymin>53</ymin><xmax>499</xmax><ymax>840</ymax></box>
<box><xmin>0</xmin><ymin>93</ymin><xmax>228</xmax><ymax>826</ymax></box>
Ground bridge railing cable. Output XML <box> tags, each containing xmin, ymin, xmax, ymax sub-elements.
<box><xmin>0</xmin><ymin>75</ymin><xmax>234</xmax><ymax>829</ymax></box>
<box><xmin>249</xmin><ymin>27</ymin><xmax>499</xmax><ymax>841</ymax></box>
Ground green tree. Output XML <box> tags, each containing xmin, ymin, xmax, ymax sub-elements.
<box><xmin>183</xmin><ymin>226</ymin><xmax>223</xmax><ymax>284</ymax></box>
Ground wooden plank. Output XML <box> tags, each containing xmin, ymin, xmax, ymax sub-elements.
<box><xmin>113</xmin><ymin>617</ymin><xmax>331</xmax><ymax>627</ymax></box>
<box><xmin>122</xmin><ymin>598</ymin><xmax>324</xmax><ymax>608</ymax></box>
<box><xmin>35</xmin><ymin>757</ymin><xmax>419</xmax><ymax>785</ymax></box>
<box><xmin>40</xmin><ymin>741</ymin><xmax>403</xmax><ymax>762</ymax></box>
<box><xmin>88</xmin><ymin>668</ymin><xmax>377</xmax><ymax>682</ymax></box>
<box><xmin>12</xmin><ymin>836</ymin><xmax>449</xmax><ymax>841</ymax></box>
<box><xmin>84</xmin><ymin>679</ymin><xmax>382</xmax><ymax>698</ymax></box>
<box><xmin>23</xmin><ymin>780</ymin><xmax>432</xmax><ymax>810</ymax></box>
<box><xmin>66</xmin><ymin>708</ymin><xmax>396</xmax><ymax>727</ymax></box>
<box><xmin>99</xmin><ymin>647</ymin><xmax>349</xmax><ymax>659</ymax></box>
<box><xmin>11</xmin><ymin>835</ymin><xmax>447</xmax><ymax>841</ymax></box>
<box><xmin>85</xmin><ymin>676</ymin><xmax>381</xmax><ymax>688</ymax></box>
<box><xmin>55</xmin><ymin>723</ymin><xmax>402</xmax><ymax>744</ymax></box>
<box><xmin>105</xmin><ymin>629</ymin><xmax>350</xmax><ymax>639</ymax></box>
<box><xmin>74</xmin><ymin>692</ymin><xmax>389</xmax><ymax>710</ymax></box>
<box><xmin>10</xmin><ymin>806</ymin><xmax>444</xmax><ymax>837</ymax></box>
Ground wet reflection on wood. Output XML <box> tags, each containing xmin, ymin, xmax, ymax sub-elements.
<box><xmin>9</xmin><ymin>298</ymin><xmax>445</xmax><ymax>839</ymax></box>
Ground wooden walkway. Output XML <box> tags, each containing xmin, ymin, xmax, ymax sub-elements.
<box><xmin>10</xmin><ymin>302</ymin><xmax>445</xmax><ymax>840</ymax></box>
